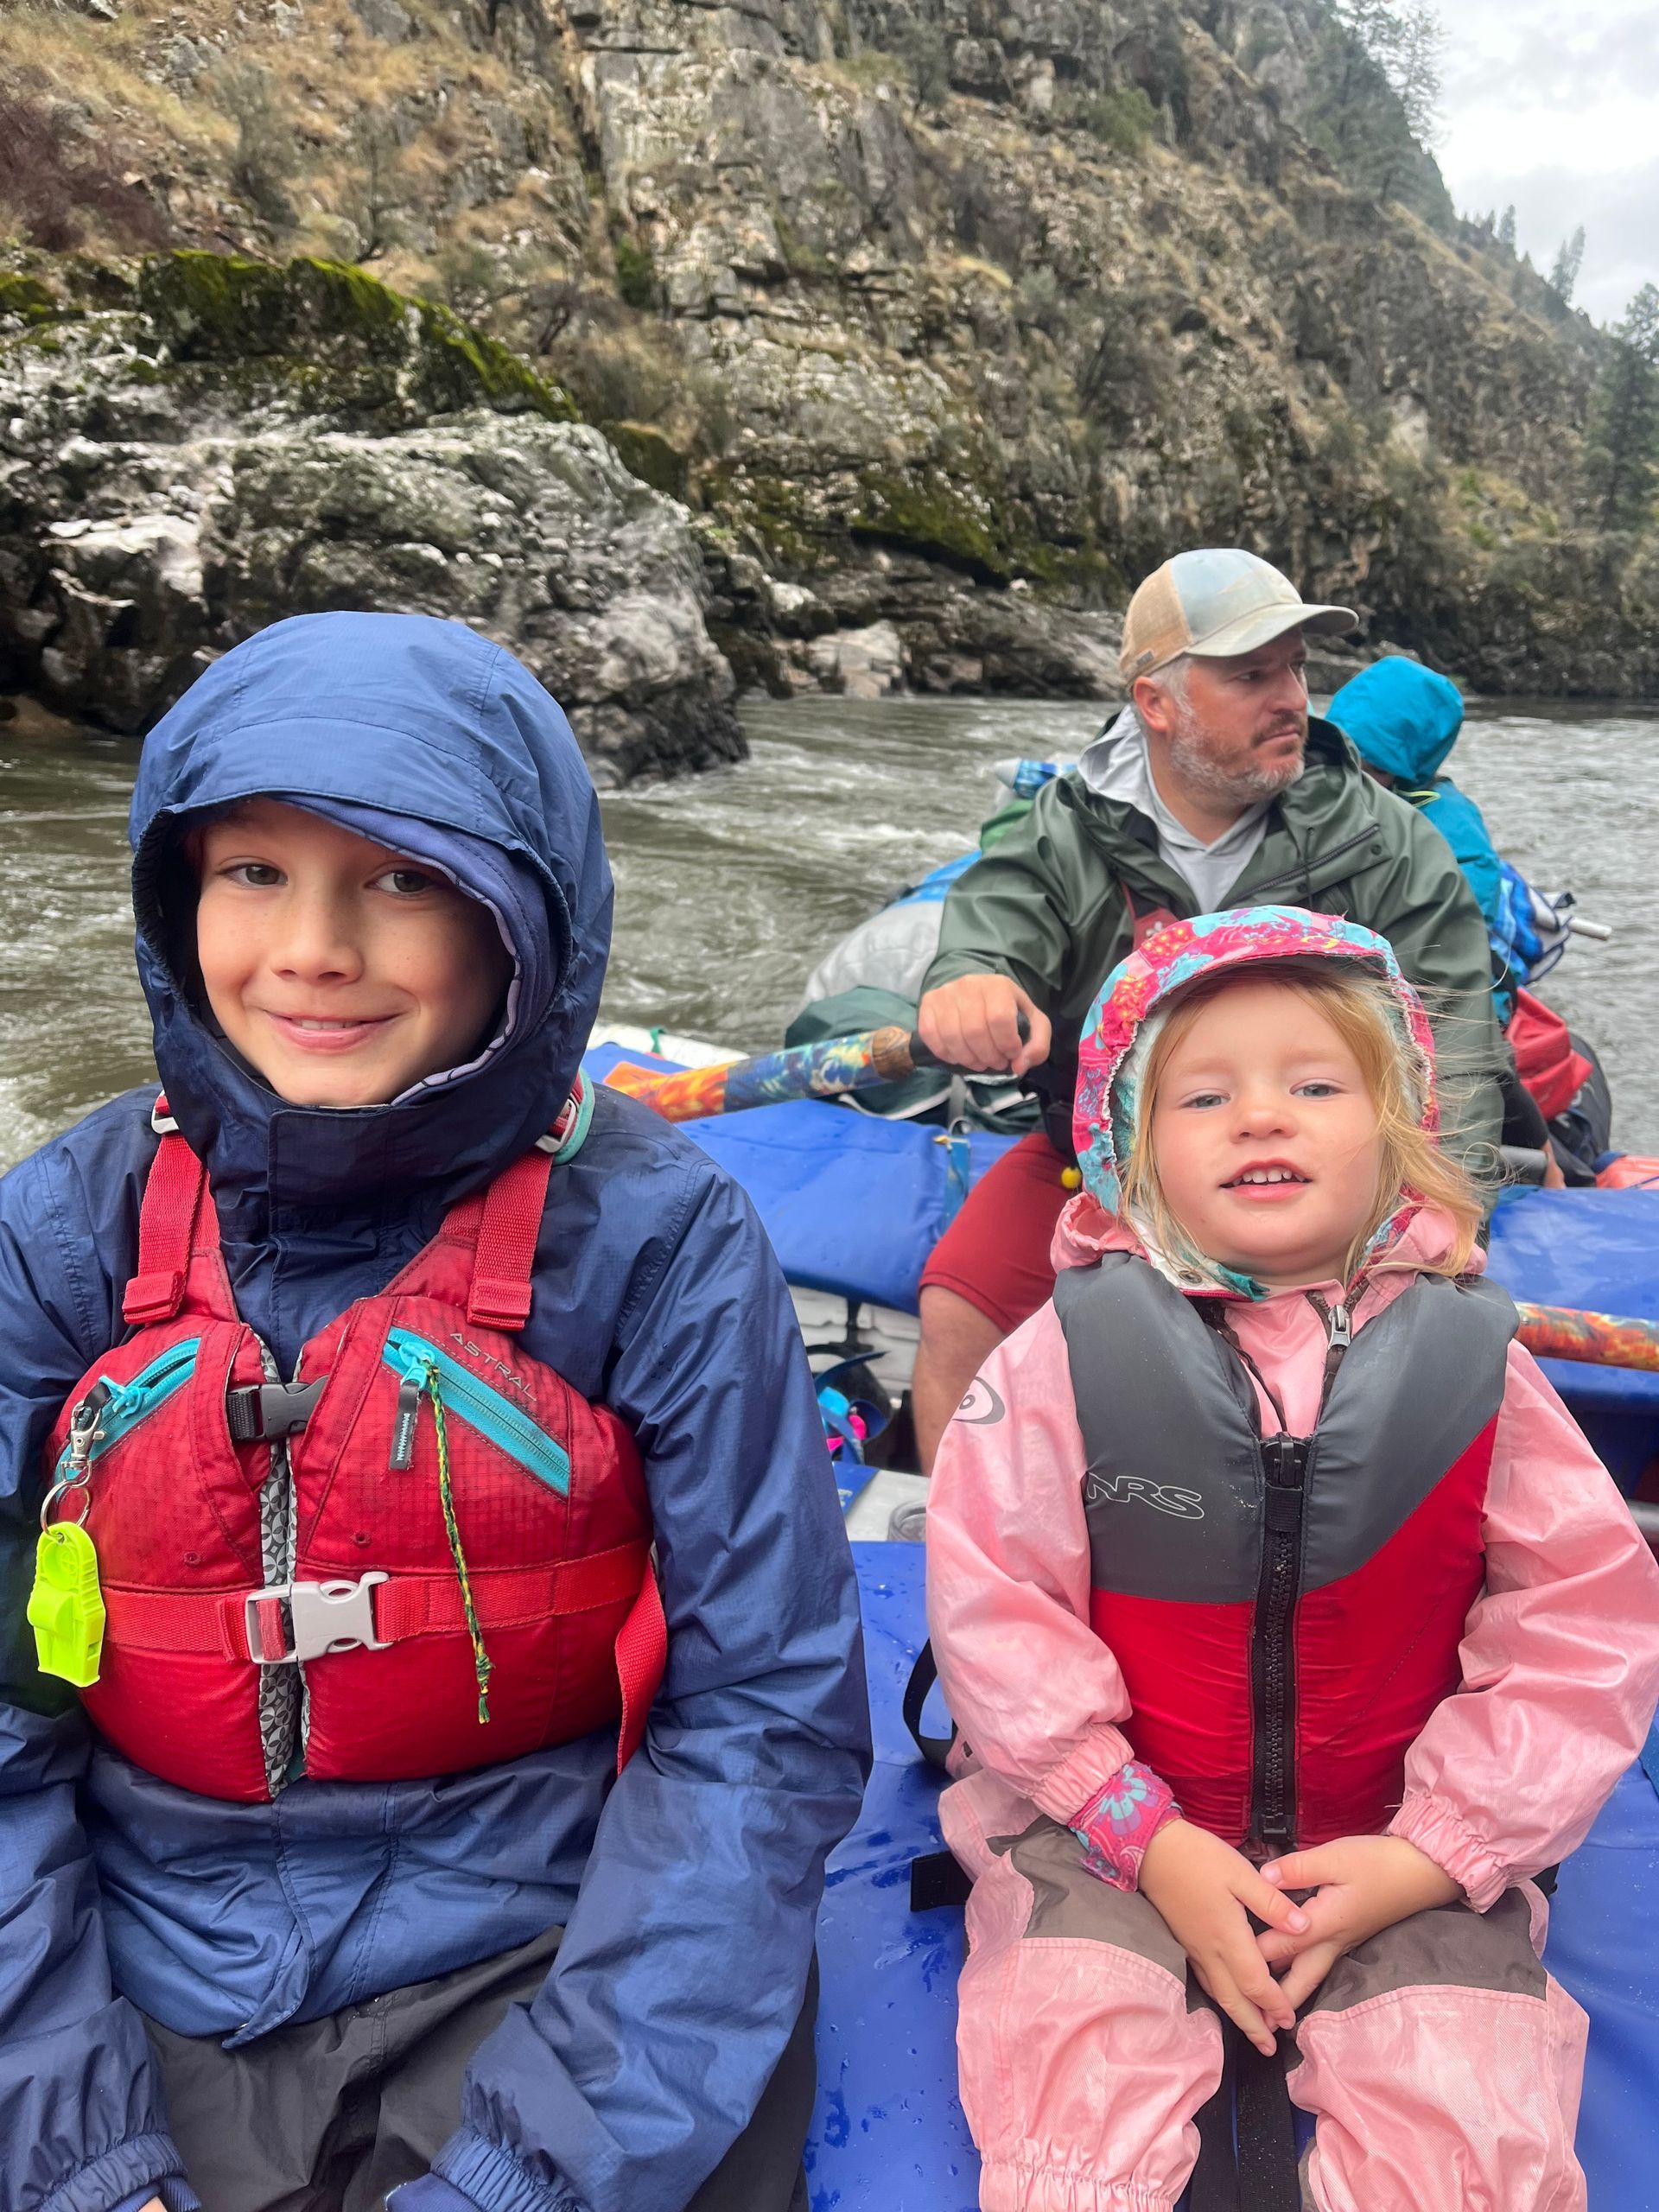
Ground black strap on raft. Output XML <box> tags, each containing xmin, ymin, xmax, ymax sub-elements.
<box><xmin>903</xmin><ymin>1641</ymin><xmax>972</xmax><ymax>1910</ymax></box>
<box><xmin>901</xmin><ymin>1639</ymin><xmax>957</xmax><ymax>1770</ymax></box>
<box><xmin>909</xmin><ymin>1850</ymin><xmax>972</xmax><ymax>1912</ymax></box>
<box><xmin>1189</xmin><ymin>2022</ymin><xmax>1301</xmax><ymax>2212</ymax></box>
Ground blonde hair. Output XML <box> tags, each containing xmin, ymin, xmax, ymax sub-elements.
<box><xmin>1117</xmin><ymin>958</ymin><xmax>1483</xmax><ymax>1286</ymax></box>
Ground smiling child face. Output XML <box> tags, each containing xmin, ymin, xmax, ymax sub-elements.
<box><xmin>1148</xmin><ymin>976</ymin><xmax>1385</xmax><ymax>1290</ymax></box>
<box><xmin>194</xmin><ymin>798</ymin><xmax>512</xmax><ymax>1109</ymax></box>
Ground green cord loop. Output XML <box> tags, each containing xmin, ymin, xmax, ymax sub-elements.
<box><xmin>422</xmin><ymin>1360</ymin><xmax>493</xmax><ymax>1724</ymax></box>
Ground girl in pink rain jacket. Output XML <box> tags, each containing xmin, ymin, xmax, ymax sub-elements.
<box><xmin>926</xmin><ymin>905</ymin><xmax>1659</xmax><ymax>2212</ymax></box>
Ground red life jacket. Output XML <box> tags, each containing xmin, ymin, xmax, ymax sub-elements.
<box><xmin>42</xmin><ymin>1098</ymin><xmax>665</xmax><ymax>1805</ymax></box>
<box><xmin>1052</xmin><ymin>1255</ymin><xmax>1516</xmax><ymax>1853</ymax></box>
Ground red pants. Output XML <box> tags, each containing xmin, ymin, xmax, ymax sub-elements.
<box><xmin>919</xmin><ymin>1130</ymin><xmax>1074</xmax><ymax>1337</ymax></box>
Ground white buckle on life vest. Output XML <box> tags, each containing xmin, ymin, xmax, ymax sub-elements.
<box><xmin>245</xmin><ymin>1573</ymin><xmax>390</xmax><ymax>1665</ymax></box>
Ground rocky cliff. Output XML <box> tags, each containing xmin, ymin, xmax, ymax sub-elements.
<box><xmin>3</xmin><ymin>0</ymin><xmax>1656</xmax><ymax>778</ymax></box>
<box><xmin>0</xmin><ymin>252</ymin><xmax>741</xmax><ymax>778</ymax></box>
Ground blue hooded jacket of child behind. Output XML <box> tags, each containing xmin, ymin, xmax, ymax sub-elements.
<box><xmin>0</xmin><ymin>613</ymin><xmax>870</xmax><ymax>2212</ymax></box>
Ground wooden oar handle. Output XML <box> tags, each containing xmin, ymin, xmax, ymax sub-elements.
<box><xmin>897</xmin><ymin>1009</ymin><xmax>1031</xmax><ymax>1079</ymax></box>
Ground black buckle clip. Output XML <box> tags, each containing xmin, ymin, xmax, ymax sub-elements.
<box><xmin>226</xmin><ymin>1377</ymin><xmax>327</xmax><ymax>1444</ymax></box>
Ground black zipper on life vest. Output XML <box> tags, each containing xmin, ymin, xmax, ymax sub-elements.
<box><xmin>1247</xmin><ymin>1297</ymin><xmax>1352</xmax><ymax>1853</ymax></box>
<box><xmin>1250</xmin><ymin>1430</ymin><xmax>1309</xmax><ymax>1855</ymax></box>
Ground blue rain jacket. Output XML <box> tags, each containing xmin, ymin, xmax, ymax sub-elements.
<box><xmin>1328</xmin><ymin>658</ymin><xmax>1504</xmax><ymax>932</ymax></box>
<box><xmin>0</xmin><ymin>614</ymin><xmax>869</xmax><ymax>2212</ymax></box>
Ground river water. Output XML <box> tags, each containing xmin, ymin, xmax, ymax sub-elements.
<box><xmin>3</xmin><ymin>692</ymin><xmax>1656</xmax><ymax>1173</ymax></box>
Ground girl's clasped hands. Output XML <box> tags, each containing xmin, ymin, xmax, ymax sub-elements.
<box><xmin>1139</xmin><ymin>1821</ymin><xmax>1460</xmax><ymax>2054</ymax></box>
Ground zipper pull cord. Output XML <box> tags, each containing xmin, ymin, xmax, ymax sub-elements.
<box><xmin>422</xmin><ymin>1361</ymin><xmax>493</xmax><ymax>1725</ymax></box>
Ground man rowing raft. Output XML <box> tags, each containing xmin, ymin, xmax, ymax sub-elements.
<box><xmin>909</xmin><ymin>548</ymin><xmax>1505</xmax><ymax>1467</ymax></box>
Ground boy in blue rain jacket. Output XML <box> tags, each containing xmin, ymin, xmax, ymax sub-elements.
<box><xmin>0</xmin><ymin>613</ymin><xmax>869</xmax><ymax>2212</ymax></box>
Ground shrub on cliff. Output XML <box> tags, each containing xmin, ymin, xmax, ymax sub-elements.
<box><xmin>1066</xmin><ymin>86</ymin><xmax>1158</xmax><ymax>157</ymax></box>
<box><xmin>0</xmin><ymin>87</ymin><xmax>168</xmax><ymax>252</ymax></box>
<box><xmin>206</xmin><ymin>61</ymin><xmax>299</xmax><ymax>232</ymax></box>
<box><xmin>613</xmin><ymin>236</ymin><xmax>658</xmax><ymax>312</ymax></box>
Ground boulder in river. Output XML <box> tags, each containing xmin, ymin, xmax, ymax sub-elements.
<box><xmin>0</xmin><ymin>253</ymin><xmax>743</xmax><ymax>784</ymax></box>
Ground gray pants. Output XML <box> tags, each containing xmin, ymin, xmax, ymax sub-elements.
<box><xmin>145</xmin><ymin>1928</ymin><xmax>815</xmax><ymax>2212</ymax></box>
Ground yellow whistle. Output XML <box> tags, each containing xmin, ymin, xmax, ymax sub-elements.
<box><xmin>28</xmin><ymin>1522</ymin><xmax>105</xmax><ymax>1688</ymax></box>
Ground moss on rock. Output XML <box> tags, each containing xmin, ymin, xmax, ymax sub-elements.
<box><xmin>602</xmin><ymin>420</ymin><xmax>690</xmax><ymax>500</ymax></box>
<box><xmin>706</xmin><ymin>470</ymin><xmax>830</xmax><ymax>574</ymax></box>
<box><xmin>850</xmin><ymin>468</ymin><xmax>1013</xmax><ymax>582</ymax></box>
<box><xmin>136</xmin><ymin>251</ymin><xmax>580</xmax><ymax>427</ymax></box>
<box><xmin>0</xmin><ymin>271</ymin><xmax>63</xmax><ymax>326</ymax></box>
<box><xmin>849</xmin><ymin>467</ymin><xmax>1116</xmax><ymax>597</ymax></box>
<box><xmin>708</xmin><ymin>454</ymin><xmax>1116</xmax><ymax>606</ymax></box>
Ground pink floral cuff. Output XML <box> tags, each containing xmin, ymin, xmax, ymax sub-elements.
<box><xmin>1069</xmin><ymin>1762</ymin><xmax>1181</xmax><ymax>1891</ymax></box>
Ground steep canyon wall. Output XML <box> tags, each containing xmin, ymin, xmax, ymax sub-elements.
<box><xmin>3</xmin><ymin>0</ymin><xmax>1654</xmax><ymax>774</ymax></box>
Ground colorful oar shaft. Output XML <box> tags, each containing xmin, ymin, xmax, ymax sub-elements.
<box><xmin>607</xmin><ymin>1027</ymin><xmax>939</xmax><ymax>1123</ymax></box>
<box><xmin>1516</xmin><ymin>1301</ymin><xmax>1659</xmax><ymax>1375</ymax></box>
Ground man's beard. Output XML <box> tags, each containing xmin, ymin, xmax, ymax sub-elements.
<box><xmin>1166</xmin><ymin>698</ymin><xmax>1306</xmax><ymax>808</ymax></box>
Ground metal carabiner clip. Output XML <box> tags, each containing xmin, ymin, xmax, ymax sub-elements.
<box><xmin>41</xmin><ymin>1471</ymin><xmax>92</xmax><ymax>1532</ymax></box>
<box><xmin>42</xmin><ymin>1395</ymin><xmax>104</xmax><ymax>1531</ymax></box>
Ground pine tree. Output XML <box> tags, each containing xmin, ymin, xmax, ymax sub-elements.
<box><xmin>1314</xmin><ymin>2</ymin><xmax>1449</xmax><ymax>216</ymax></box>
<box><xmin>1497</xmin><ymin>205</ymin><xmax>1516</xmax><ymax>253</ymax></box>
<box><xmin>1391</xmin><ymin>2</ymin><xmax>1445</xmax><ymax>143</ymax></box>
<box><xmin>1330</xmin><ymin>1</ymin><xmax>1445</xmax><ymax>141</ymax></box>
<box><xmin>1586</xmin><ymin>284</ymin><xmax>1659</xmax><ymax>531</ymax></box>
<box><xmin>1548</xmin><ymin>226</ymin><xmax>1586</xmax><ymax>308</ymax></box>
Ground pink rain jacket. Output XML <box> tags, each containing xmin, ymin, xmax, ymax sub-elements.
<box><xmin>928</xmin><ymin>1200</ymin><xmax>1659</xmax><ymax>1910</ymax></box>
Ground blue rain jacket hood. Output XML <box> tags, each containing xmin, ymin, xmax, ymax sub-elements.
<box><xmin>1330</xmin><ymin>655</ymin><xmax>1505</xmax><ymax>941</ymax></box>
<box><xmin>1330</xmin><ymin>656</ymin><xmax>1465</xmax><ymax>786</ymax></box>
<box><xmin>130</xmin><ymin>610</ymin><xmax>610</xmax><ymax>1215</ymax></box>
<box><xmin>0</xmin><ymin>613</ymin><xmax>868</xmax><ymax>2212</ymax></box>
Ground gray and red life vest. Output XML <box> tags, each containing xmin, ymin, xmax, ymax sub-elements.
<box><xmin>1053</xmin><ymin>1255</ymin><xmax>1517</xmax><ymax>1853</ymax></box>
<box><xmin>41</xmin><ymin>1096</ymin><xmax>665</xmax><ymax>1804</ymax></box>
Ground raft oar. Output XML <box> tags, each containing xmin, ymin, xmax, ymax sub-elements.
<box><xmin>603</xmin><ymin>1023</ymin><xmax>1010</xmax><ymax>1123</ymax></box>
<box><xmin>1515</xmin><ymin>1302</ymin><xmax>1659</xmax><ymax>1376</ymax></box>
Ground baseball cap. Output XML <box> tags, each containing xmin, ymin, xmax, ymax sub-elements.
<box><xmin>1119</xmin><ymin>549</ymin><xmax>1357</xmax><ymax>682</ymax></box>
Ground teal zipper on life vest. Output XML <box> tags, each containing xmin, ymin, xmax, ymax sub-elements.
<box><xmin>380</xmin><ymin>1328</ymin><xmax>571</xmax><ymax>1497</ymax></box>
<box><xmin>67</xmin><ymin>1338</ymin><xmax>201</xmax><ymax>1469</ymax></box>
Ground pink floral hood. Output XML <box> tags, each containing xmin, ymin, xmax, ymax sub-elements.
<box><xmin>1070</xmin><ymin>904</ymin><xmax>1440</xmax><ymax>1299</ymax></box>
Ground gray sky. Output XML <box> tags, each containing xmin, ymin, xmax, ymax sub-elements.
<box><xmin>1435</xmin><ymin>0</ymin><xmax>1658</xmax><ymax>327</ymax></box>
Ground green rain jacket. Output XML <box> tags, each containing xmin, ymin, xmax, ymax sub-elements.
<box><xmin>922</xmin><ymin>714</ymin><xmax>1504</xmax><ymax>1170</ymax></box>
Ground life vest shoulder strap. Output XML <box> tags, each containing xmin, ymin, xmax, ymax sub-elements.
<box><xmin>463</xmin><ymin>1145</ymin><xmax>554</xmax><ymax>1332</ymax></box>
<box><xmin>123</xmin><ymin>1099</ymin><xmax>234</xmax><ymax>1326</ymax></box>
<box><xmin>429</xmin><ymin>1076</ymin><xmax>593</xmax><ymax>1332</ymax></box>
<box><xmin>462</xmin><ymin>1074</ymin><xmax>593</xmax><ymax>1329</ymax></box>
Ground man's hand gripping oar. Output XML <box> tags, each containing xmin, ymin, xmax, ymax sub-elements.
<box><xmin>603</xmin><ymin>1008</ymin><xmax>1034</xmax><ymax>1123</ymax></box>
